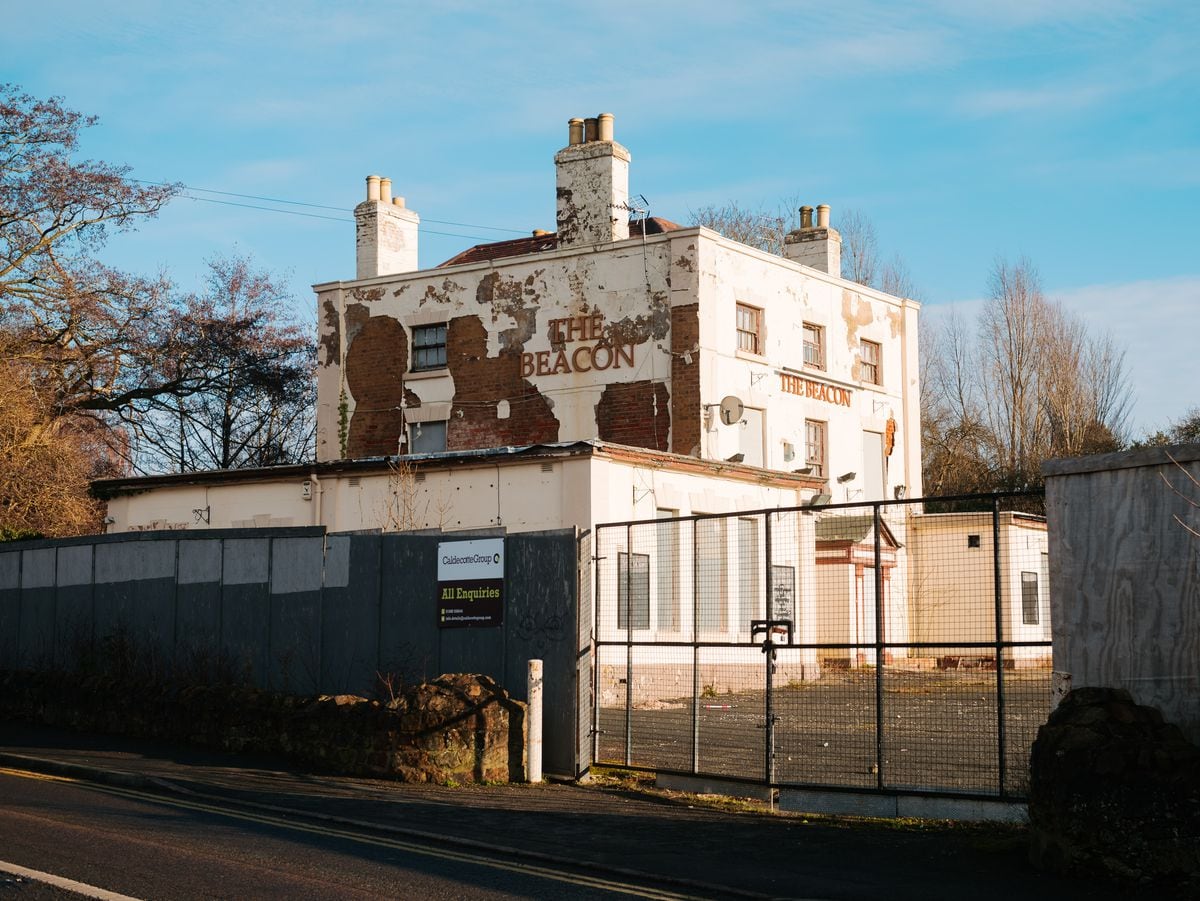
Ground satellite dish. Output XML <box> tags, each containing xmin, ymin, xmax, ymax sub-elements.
<box><xmin>719</xmin><ymin>395</ymin><xmax>744</xmax><ymax>426</ymax></box>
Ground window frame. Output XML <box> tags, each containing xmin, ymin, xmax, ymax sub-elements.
<box><xmin>736</xmin><ymin>303</ymin><xmax>763</xmax><ymax>356</ymax></box>
<box><xmin>802</xmin><ymin>322</ymin><xmax>825</xmax><ymax>370</ymax></box>
<box><xmin>804</xmin><ymin>419</ymin><xmax>827</xmax><ymax>478</ymax></box>
<box><xmin>617</xmin><ymin>551</ymin><xmax>651</xmax><ymax>631</ymax></box>
<box><xmin>411</xmin><ymin>323</ymin><xmax>448</xmax><ymax>372</ymax></box>
<box><xmin>408</xmin><ymin>419</ymin><xmax>447</xmax><ymax>454</ymax></box>
<box><xmin>860</xmin><ymin>339</ymin><xmax>882</xmax><ymax>386</ymax></box>
<box><xmin>1021</xmin><ymin>570</ymin><xmax>1040</xmax><ymax>625</ymax></box>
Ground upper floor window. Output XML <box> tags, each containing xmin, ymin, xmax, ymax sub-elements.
<box><xmin>736</xmin><ymin>303</ymin><xmax>762</xmax><ymax>355</ymax></box>
<box><xmin>860</xmin><ymin>339</ymin><xmax>881</xmax><ymax>385</ymax></box>
<box><xmin>409</xmin><ymin>419</ymin><xmax>447</xmax><ymax>453</ymax></box>
<box><xmin>803</xmin><ymin>322</ymin><xmax>825</xmax><ymax>369</ymax></box>
<box><xmin>412</xmin><ymin>324</ymin><xmax>447</xmax><ymax>371</ymax></box>
<box><xmin>805</xmin><ymin>419</ymin><xmax>827</xmax><ymax>478</ymax></box>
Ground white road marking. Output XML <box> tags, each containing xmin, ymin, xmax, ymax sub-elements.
<box><xmin>0</xmin><ymin>859</ymin><xmax>145</xmax><ymax>901</ymax></box>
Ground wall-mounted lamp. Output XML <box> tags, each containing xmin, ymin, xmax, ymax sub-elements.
<box><xmin>725</xmin><ymin>453</ymin><xmax>745</xmax><ymax>463</ymax></box>
<box><xmin>894</xmin><ymin>485</ymin><xmax>907</xmax><ymax>500</ymax></box>
<box><xmin>808</xmin><ymin>492</ymin><xmax>832</xmax><ymax>506</ymax></box>
<box><xmin>837</xmin><ymin>471</ymin><xmax>856</xmax><ymax>484</ymax></box>
<box><xmin>792</xmin><ymin>465</ymin><xmax>814</xmax><ymax>475</ymax></box>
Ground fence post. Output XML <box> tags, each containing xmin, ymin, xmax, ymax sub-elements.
<box><xmin>624</xmin><ymin>524</ymin><xmax>633</xmax><ymax>767</ymax></box>
<box><xmin>527</xmin><ymin>658</ymin><xmax>543</xmax><ymax>783</ymax></box>
<box><xmin>992</xmin><ymin>498</ymin><xmax>1008</xmax><ymax>797</ymax></box>
<box><xmin>873</xmin><ymin>503</ymin><xmax>885</xmax><ymax>790</ymax></box>
<box><xmin>691</xmin><ymin>517</ymin><xmax>700</xmax><ymax>774</ymax></box>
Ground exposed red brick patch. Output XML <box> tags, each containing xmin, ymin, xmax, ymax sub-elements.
<box><xmin>596</xmin><ymin>380</ymin><xmax>670</xmax><ymax>451</ymax></box>
<box><xmin>344</xmin><ymin>315</ymin><xmax>420</xmax><ymax>457</ymax></box>
<box><xmin>446</xmin><ymin>315</ymin><xmax>558</xmax><ymax>449</ymax></box>
<box><xmin>670</xmin><ymin>304</ymin><xmax>700</xmax><ymax>456</ymax></box>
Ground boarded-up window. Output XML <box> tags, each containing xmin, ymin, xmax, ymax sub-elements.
<box><xmin>656</xmin><ymin>509</ymin><xmax>679</xmax><ymax>631</ymax></box>
<box><xmin>738</xmin><ymin>517</ymin><xmax>760</xmax><ymax>634</ymax></box>
<box><xmin>696</xmin><ymin>516</ymin><xmax>726</xmax><ymax>631</ymax></box>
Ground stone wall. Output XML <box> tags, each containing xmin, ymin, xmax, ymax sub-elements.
<box><xmin>0</xmin><ymin>669</ymin><xmax>526</xmax><ymax>784</ymax></box>
<box><xmin>1028</xmin><ymin>687</ymin><xmax>1200</xmax><ymax>889</ymax></box>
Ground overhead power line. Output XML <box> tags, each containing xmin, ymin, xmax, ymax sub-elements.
<box><xmin>133</xmin><ymin>178</ymin><xmax>530</xmax><ymax>235</ymax></box>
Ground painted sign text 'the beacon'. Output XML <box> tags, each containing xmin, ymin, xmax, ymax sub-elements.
<box><xmin>520</xmin><ymin>312</ymin><xmax>636</xmax><ymax>377</ymax></box>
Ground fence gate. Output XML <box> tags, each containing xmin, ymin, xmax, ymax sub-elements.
<box><xmin>592</xmin><ymin>493</ymin><xmax>1053</xmax><ymax>801</ymax></box>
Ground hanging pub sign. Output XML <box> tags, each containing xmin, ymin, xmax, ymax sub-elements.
<box><xmin>437</xmin><ymin>538</ymin><xmax>505</xmax><ymax>628</ymax></box>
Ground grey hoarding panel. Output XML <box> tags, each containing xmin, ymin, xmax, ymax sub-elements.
<box><xmin>321</xmin><ymin>534</ymin><xmax>381</xmax><ymax>695</ymax></box>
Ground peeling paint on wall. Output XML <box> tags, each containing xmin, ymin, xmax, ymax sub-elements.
<box><xmin>596</xmin><ymin>380</ymin><xmax>670</xmax><ymax>451</ymax></box>
<box><xmin>345</xmin><ymin>316</ymin><xmax>420</xmax><ymax>457</ymax></box>
<box><xmin>447</xmin><ymin>315</ymin><xmax>559</xmax><ymax>449</ymax></box>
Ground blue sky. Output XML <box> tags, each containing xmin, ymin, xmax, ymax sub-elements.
<box><xmin>8</xmin><ymin>1</ymin><xmax>1198</xmax><ymax>435</ymax></box>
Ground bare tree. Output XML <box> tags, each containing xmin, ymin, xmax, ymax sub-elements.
<box><xmin>837</xmin><ymin>209</ymin><xmax>879</xmax><ymax>288</ymax></box>
<box><xmin>922</xmin><ymin>258</ymin><xmax>1131</xmax><ymax>493</ymax></box>
<box><xmin>128</xmin><ymin>254</ymin><xmax>316</xmax><ymax>473</ymax></box>
<box><xmin>689</xmin><ymin>200</ymin><xmax>911</xmax><ymax>298</ymax></box>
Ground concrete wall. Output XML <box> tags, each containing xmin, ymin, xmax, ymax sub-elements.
<box><xmin>906</xmin><ymin>513</ymin><xmax>1051</xmax><ymax>665</ymax></box>
<box><xmin>103</xmin><ymin>450</ymin><xmax>808</xmax><ymax>539</ymax></box>
<box><xmin>0</xmin><ymin>527</ymin><xmax>585</xmax><ymax>776</ymax></box>
<box><xmin>1044</xmin><ymin>445</ymin><xmax>1200</xmax><ymax>743</ymax></box>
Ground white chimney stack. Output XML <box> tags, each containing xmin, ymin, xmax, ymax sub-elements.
<box><xmin>783</xmin><ymin>202</ymin><xmax>841</xmax><ymax>277</ymax></box>
<box><xmin>355</xmin><ymin>174</ymin><xmax>419</xmax><ymax>278</ymax></box>
<box><xmin>554</xmin><ymin>112</ymin><xmax>630</xmax><ymax>247</ymax></box>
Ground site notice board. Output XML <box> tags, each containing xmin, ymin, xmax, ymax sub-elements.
<box><xmin>437</xmin><ymin>538</ymin><xmax>505</xmax><ymax>628</ymax></box>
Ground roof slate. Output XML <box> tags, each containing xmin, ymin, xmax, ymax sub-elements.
<box><xmin>435</xmin><ymin>217</ymin><xmax>683</xmax><ymax>268</ymax></box>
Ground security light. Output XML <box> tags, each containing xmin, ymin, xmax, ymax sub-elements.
<box><xmin>808</xmin><ymin>492</ymin><xmax>832</xmax><ymax>506</ymax></box>
<box><xmin>725</xmin><ymin>453</ymin><xmax>745</xmax><ymax>463</ymax></box>
<box><xmin>837</xmin><ymin>471</ymin><xmax>856</xmax><ymax>483</ymax></box>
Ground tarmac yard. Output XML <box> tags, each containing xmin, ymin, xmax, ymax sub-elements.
<box><xmin>597</xmin><ymin>668</ymin><xmax>1052</xmax><ymax>796</ymax></box>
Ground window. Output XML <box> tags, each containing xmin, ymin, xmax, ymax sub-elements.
<box><xmin>737</xmin><ymin>518</ymin><xmax>760</xmax><ymax>633</ymax></box>
<box><xmin>1021</xmin><ymin>571</ymin><xmax>1040</xmax><ymax>625</ymax></box>
<box><xmin>805</xmin><ymin>419</ymin><xmax>827</xmax><ymax>478</ymax></box>
<box><xmin>409</xmin><ymin>420</ymin><xmax>447</xmax><ymax>453</ymax></box>
<box><xmin>617</xmin><ymin>552</ymin><xmax>650</xmax><ymax>631</ymax></box>
<box><xmin>860</xmin><ymin>339</ymin><xmax>881</xmax><ymax>385</ymax></box>
<box><xmin>412</xmin><ymin>324</ymin><xmax>447</xmax><ymax>371</ymax></box>
<box><xmin>696</xmin><ymin>516</ymin><xmax>726</xmax><ymax>631</ymax></box>
<box><xmin>736</xmin><ymin>303</ymin><xmax>762</xmax><ymax>355</ymax></box>
<box><xmin>967</xmin><ymin>534</ymin><xmax>981</xmax><ymax>548</ymax></box>
<box><xmin>656</xmin><ymin>509</ymin><xmax>680</xmax><ymax>631</ymax></box>
<box><xmin>803</xmin><ymin>322</ymin><xmax>825</xmax><ymax>369</ymax></box>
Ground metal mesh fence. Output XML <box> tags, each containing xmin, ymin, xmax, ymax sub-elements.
<box><xmin>592</xmin><ymin>492</ymin><xmax>1051</xmax><ymax>800</ymax></box>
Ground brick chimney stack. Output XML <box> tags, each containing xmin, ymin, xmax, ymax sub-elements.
<box><xmin>783</xmin><ymin>203</ymin><xmax>842</xmax><ymax>278</ymax></box>
<box><xmin>355</xmin><ymin>175</ymin><xmax>420</xmax><ymax>278</ymax></box>
<box><xmin>554</xmin><ymin>113</ymin><xmax>630</xmax><ymax>247</ymax></box>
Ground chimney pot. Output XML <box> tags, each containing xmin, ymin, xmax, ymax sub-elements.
<box><xmin>816</xmin><ymin>204</ymin><xmax>831</xmax><ymax>228</ymax></box>
<box><xmin>379</xmin><ymin>177</ymin><xmax>393</xmax><ymax>205</ymax></box>
<box><xmin>799</xmin><ymin>205</ymin><xmax>814</xmax><ymax>229</ymax></box>
<box><xmin>597</xmin><ymin>112</ymin><xmax>614</xmax><ymax>142</ymax></box>
<box><xmin>568</xmin><ymin>117</ymin><xmax>584</xmax><ymax>146</ymax></box>
<box><xmin>393</xmin><ymin>196</ymin><xmax>405</xmax><ymax>207</ymax></box>
<box><xmin>584</xmin><ymin>117</ymin><xmax>599</xmax><ymax>142</ymax></box>
<box><xmin>366</xmin><ymin>175</ymin><xmax>381</xmax><ymax>202</ymax></box>
<box><xmin>532</xmin><ymin>229</ymin><xmax>550</xmax><ymax>236</ymax></box>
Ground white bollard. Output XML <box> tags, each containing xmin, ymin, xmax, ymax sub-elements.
<box><xmin>527</xmin><ymin>659</ymin><xmax>543</xmax><ymax>783</ymax></box>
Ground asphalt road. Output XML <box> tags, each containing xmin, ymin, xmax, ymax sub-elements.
<box><xmin>0</xmin><ymin>768</ymin><xmax>719</xmax><ymax>900</ymax></box>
